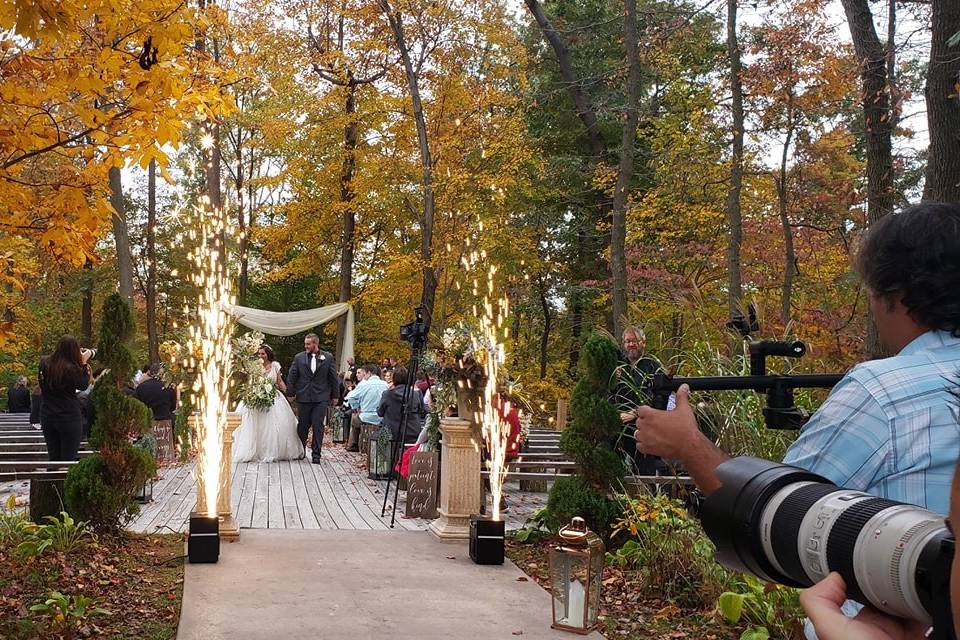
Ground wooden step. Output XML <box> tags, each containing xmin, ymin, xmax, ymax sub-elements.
<box><xmin>0</xmin><ymin>451</ymin><xmax>94</xmax><ymax>462</ymax></box>
<box><xmin>508</xmin><ymin>460</ymin><xmax>577</xmax><ymax>469</ymax></box>
<box><xmin>0</xmin><ymin>470</ymin><xmax>71</xmax><ymax>482</ymax></box>
<box><xmin>0</xmin><ymin>460</ymin><xmax>79</xmax><ymax>472</ymax></box>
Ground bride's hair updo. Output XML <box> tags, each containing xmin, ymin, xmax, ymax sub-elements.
<box><xmin>259</xmin><ymin>344</ymin><xmax>276</xmax><ymax>362</ymax></box>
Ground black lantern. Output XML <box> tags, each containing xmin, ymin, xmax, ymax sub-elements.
<box><xmin>188</xmin><ymin>513</ymin><xmax>220</xmax><ymax>563</ymax></box>
<box><xmin>367</xmin><ymin>426</ymin><xmax>392</xmax><ymax>480</ymax></box>
<box><xmin>135</xmin><ymin>476</ymin><xmax>154</xmax><ymax>504</ymax></box>
<box><xmin>549</xmin><ymin>517</ymin><xmax>604</xmax><ymax>634</ymax></box>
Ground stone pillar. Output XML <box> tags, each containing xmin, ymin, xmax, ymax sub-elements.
<box><xmin>190</xmin><ymin>412</ymin><xmax>241</xmax><ymax>540</ymax></box>
<box><xmin>429</xmin><ymin>416</ymin><xmax>481</xmax><ymax>541</ymax></box>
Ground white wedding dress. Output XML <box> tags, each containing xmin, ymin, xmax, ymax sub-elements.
<box><xmin>232</xmin><ymin>361</ymin><xmax>304</xmax><ymax>462</ymax></box>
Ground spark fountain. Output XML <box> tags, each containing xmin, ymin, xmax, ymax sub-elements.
<box><xmin>468</xmin><ymin>262</ymin><xmax>512</xmax><ymax>565</ymax></box>
<box><xmin>185</xmin><ymin>197</ymin><xmax>236</xmax><ymax>563</ymax></box>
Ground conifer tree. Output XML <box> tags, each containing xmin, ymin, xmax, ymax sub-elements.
<box><xmin>546</xmin><ymin>332</ymin><xmax>624</xmax><ymax>537</ymax></box>
<box><xmin>66</xmin><ymin>294</ymin><xmax>155</xmax><ymax>530</ymax></box>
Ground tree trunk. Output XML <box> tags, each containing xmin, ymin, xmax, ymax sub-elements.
<box><xmin>922</xmin><ymin>0</ymin><xmax>960</xmax><ymax>203</ymax></box>
<box><xmin>108</xmin><ymin>167</ymin><xmax>134</xmax><ymax>305</ymax></box>
<box><xmin>839</xmin><ymin>0</ymin><xmax>895</xmax><ymax>358</ymax></box>
<box><xmin>840</xmin><ymin>0</ymin><xmax>895</xmax><ymax>224</ymax></box>
<box><xmin>777</xmin><ymin>101</ymin><xmax>797</xmax><ymax>328</ymax></box>
<box><xmin>525</xmin><ymin>0</ymin><xmax>611</xmax><ymax>359</ymax></box>
<box><xmin>146</xmin><ymin>160</ymin><xmax>159</xmax><ymax>362</ymax></box>
<box><xmin>336</xmin><ymin>84</ymin><xmax>359</xmax><ymax>360</ymax></box>
<box><xmin>524</xmin><ymin>0</ymin><xmax>606</xmax><ymax>161</ymax></box>
<box><xmin>725</xmin><ymin>0</ymin><xmax>744</xmax><ymax>320</ymax></box>
<box><xmin>610</xmin><ymin>0</ymin><xmax>642</xmax><ymax>340</ymax></box>
<box><xmin>538</xmin><ymin>279</ymin><xmax>552</xmax><ymax>380</ymax></box>
<box><xmin>379</xmin><ymin>1</ymin><xmax>437</xmax><ymax>333</ymax></box>
<box><xmin>81</xmin><ymin>259</ymin><xmax>93</xmax><ymax>344</ymax></box>
<box><xmin>234</xmin><ymin>127</ymin><xmax>248</xmax><ymax>304</ymax></box>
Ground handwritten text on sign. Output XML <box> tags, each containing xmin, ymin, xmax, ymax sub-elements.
<box><xmin>405</xmin><ymin>451</ymin><xmax>438</xmax><ymax>519</ymax></box>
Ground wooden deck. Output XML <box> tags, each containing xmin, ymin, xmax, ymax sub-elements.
<box><xmin>127</xmin><ymin>437</ymin><xmax>547</xmax><ymax>534</ymax></box>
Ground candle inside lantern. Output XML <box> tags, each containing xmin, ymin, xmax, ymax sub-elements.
<box><xmin>565</xmin><ymin>579</ymin><xmax>586</xmax><ymax>627</ymax></box>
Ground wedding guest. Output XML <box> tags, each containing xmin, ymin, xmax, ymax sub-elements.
<box><xmin>377</xmin><ymin>366</ymin><xmax>426</xmax><ymax>445</ymax></box>
<box><xmin>38</xmin><ymin>336</ymin><xmax>93</xmax><ymax>461</ymax></box>
<box><xmin>134</xmin><ymin>363</ymin><xmax>179</xmax><ymax>464</ymax></box>
<box><xmin>345</xmin><ymin>365</ymin><xmax>388</xmax><ymax>452</ymax></box>
<box><xmin>6</xmin><ymin>375</ymin><xmax>30</xmax><ymax>413</ymax></box>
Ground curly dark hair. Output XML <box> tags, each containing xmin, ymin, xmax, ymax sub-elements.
<box><xmin>856</xmin><ymin>202</ymin><xmax>960</xmax><ymax>336</ymax></box>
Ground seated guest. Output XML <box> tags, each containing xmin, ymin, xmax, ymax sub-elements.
<box><xmin>344</xmin><ymin>365</ymin><xmax>388</xmax><ymax>452</ymax></box>
<box><xmin>134</xmin><ymin>363</ymin><xmax>178</xmax><ymax>464</ymax></box>
<box><xmin>7</xmin><ymin>376</ymin><xmax>30</xmax><ymax>413</ymax></box>
<box><xmin>377</xmin><ymin>366</ymin><xmax>426</xmax><ymax>445</ymax></box>
<box><xmin>39</xmin><ymin>336</ymin><xmax>93</xmax><ymax>461</ymax></box>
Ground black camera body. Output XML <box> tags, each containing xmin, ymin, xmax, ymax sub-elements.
<box><xmin>399</xmin><ymin>306</ymin><xmax>428</xmax><ymax>349</ymax></box>
<box><xmin>701</xmin><ymin>457</ymin><xmax>956</xmax><ymax>640</ymax></box>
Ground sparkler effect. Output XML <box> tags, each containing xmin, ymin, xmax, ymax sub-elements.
<box><xmin>185</xmin><ymin>198</ymin><xmax>236</xmax><ymax>518</ymax></box>
<box><xmin>465</xmin><ymin>254</ymin><xmax>514</xmax><ymax>522</ymax></box>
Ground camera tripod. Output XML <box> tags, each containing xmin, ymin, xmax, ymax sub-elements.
<box><xmin>380</xmin><ymin>307</ymin><xmax>428</xmax><ymax>528</ymax></box>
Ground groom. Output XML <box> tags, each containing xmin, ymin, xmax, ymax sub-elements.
<box><xmin>286</xmin><ymin>333</ymin><xmax>340</xmax><ymax>463</ymax></box>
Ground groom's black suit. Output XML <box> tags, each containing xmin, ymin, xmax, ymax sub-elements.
<box><xmin>286</xmin><ymin>350</ymin><xmax>339</xmax><ymax>462</ymax></box>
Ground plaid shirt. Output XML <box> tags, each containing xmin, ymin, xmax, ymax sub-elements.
<box><xmin>783</xmin><ymin>330</ymin><xmax>960</xmax><ymax>515</ymax></box>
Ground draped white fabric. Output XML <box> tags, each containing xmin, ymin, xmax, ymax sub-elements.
<box><xmin>225</xmin><ymin>302</ymin><xmax>355</xmax><ymax>373</ymax></box>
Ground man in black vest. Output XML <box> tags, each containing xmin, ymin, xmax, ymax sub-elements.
<box><xmin>286</xmin><ymin>333</ymin><xmax>339</xmax><ymax>463</ymax></box>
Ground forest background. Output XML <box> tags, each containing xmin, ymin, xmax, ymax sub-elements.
<box><xmin>2</xmin><ymin>0</ymin><xmax>958</xmax><ymax>422</ymax></box>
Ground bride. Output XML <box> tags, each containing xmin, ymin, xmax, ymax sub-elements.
<box><xmin>233</xmin><ymin>345</ymin><xmax>304</xmax><ymax>462</ymax></box>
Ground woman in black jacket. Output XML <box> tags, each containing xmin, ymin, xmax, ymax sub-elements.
<box><xmin>38</xmin><ymin>336</ymin><xmax>93</xmax><ymax>461</ymax></box>
<box><xmin>377</xmin><ymin>366</ymin><xmax>426</xmax><ymax>445</ymax></box>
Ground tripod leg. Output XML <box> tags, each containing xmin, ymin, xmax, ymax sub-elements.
<box><xmin>381</xmin><ymin>437</ymin><xmax>402</xmax><ymax>517</ymax></box>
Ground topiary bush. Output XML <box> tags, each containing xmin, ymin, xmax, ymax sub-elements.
<box><xmin>546</xmin><ymin>332</ymin><xmax>625</xmax><ymax>538</ymax></box>
<box><xmin>66</xmin><ymin>294</ymin><xmax>154</xmax><ymax>531</ymax></box>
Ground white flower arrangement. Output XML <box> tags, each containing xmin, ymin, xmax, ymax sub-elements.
<box><xmin>232</xmin><ymin>331</ymin><xmax>275</xmax><ymax>411</ymax></box>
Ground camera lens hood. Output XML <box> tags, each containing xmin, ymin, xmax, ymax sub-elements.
<box><xmin>701</xmin><ymin>456</ymin><xmax>831</xmax><ymax>586</ymax></box>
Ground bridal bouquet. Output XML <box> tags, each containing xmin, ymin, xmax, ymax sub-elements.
<box><xmin>232</xmin><ymin>331</ymin><xmax>276</xmax><ymax>411</ymax></box>
<box><xmin>239</xmin><ymin>372</ymin><xmax>276</xmax><ymax>411</ymax></box>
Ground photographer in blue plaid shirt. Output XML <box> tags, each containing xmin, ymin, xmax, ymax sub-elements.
<box><xmin>634</xmin><ymin>202</ymin><xmax>960</xmax><ymax>638</ymax></box>
<box><xmin>634</xmin><ymin>201</ymin><xmax>960</xmax><ymax>513</ymax></box>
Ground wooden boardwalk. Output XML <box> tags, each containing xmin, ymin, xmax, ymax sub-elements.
<box><xmin>128</xmin><ymin>436</ymin><xmax>547</xmax><ymax>534</ymax></box>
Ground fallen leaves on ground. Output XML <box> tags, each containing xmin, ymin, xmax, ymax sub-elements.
<box><xmin>506</xmin><ymin>539</ymin><xmax>738</xmax><ymax>640</ymax></box>
<box><xmin>0</xmin><ymin>533</ymin><xmax>184</xmax><ymax>640</ymax></box>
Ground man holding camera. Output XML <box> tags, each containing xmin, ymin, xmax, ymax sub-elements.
<box><xmin>634</xmin><ymin>202</ymin><xmax>960</xmax><ymax>515</ymax></box>
<box><xmin>634</xmin><ymin>202</ymin><xmax>960</xmax><ymax>637</ymax></box>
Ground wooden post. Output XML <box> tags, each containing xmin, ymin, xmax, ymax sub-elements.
<box><xmin>189</xmin><ymin>412</ymin><xmax>241</xmax><ymax>540</ymax></box>
<box><xmin>428</xmin><ymin>416</ymin><xmax>481</xmax><ymax>541</ymax></box>
<box><xmin>556</xmin><ymin>398</ymin><xmax>568</xmax><ymax>430</ymax></box>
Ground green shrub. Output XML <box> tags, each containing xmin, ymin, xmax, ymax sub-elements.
<box><xmin>546</xmin><ymin>475</ymin><xmax>619</xmax><ymax>538</ymax></box>
<box><xmin>717</xmin><ymin>574</ymin><xmax>803</xmax><ymax>639</ymax></box>
<box><xmin>16</xmin><ymin>511</ymin><xmax>94</xmax><ymax>560</ymax></box>
<box><xmin>30</xmin><ymin>591</ymin><xmax>111</xmax><ymax>639</ymax></box>
<box><xmin>66</xmin><ymin>449</ymin><xmax>154</xmax><ymax>530</ymax></box>
<box><xmin>65</xmin><ymin>294</ymin><xmax>154</xmax><ymax>531</ymax></box>
<box><xmin>607</xmin><ymin>492</ymin><xmax>730</xmax><ymax>607</ymax></box>
<box><xmin>0</xmin><ymin>494</ymin><xmax>35</xmax><ymax>547</ymax></box>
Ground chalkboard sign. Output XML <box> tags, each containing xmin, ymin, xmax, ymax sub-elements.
<box><xmin>405</xmin><ymin>451</ymin><xmax>439</xmax><ymax>519</ymax></box>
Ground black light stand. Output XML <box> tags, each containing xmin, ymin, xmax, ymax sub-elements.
<box><xmin>380</xmin><ymin>307</ymin><xmax>428</xmax><ymax>528</ymax></box>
